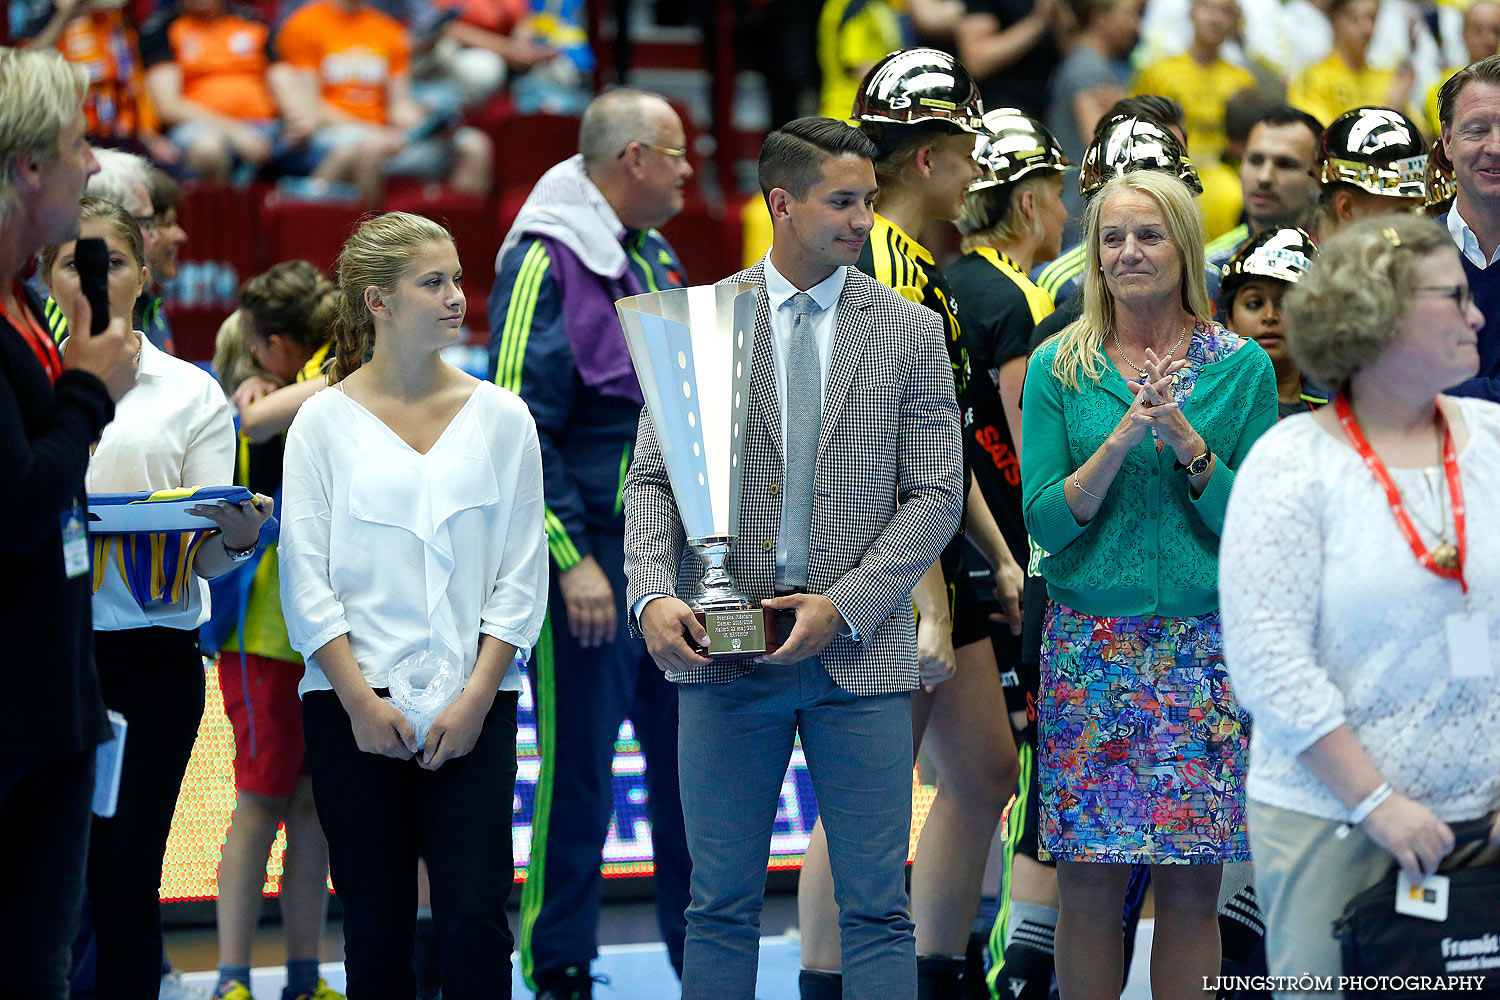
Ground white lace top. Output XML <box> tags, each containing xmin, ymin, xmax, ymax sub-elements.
<box><xmin>1220</xmin><ymin>397</ymin><xmax>1500</xmax><ymax>823</ymax></box>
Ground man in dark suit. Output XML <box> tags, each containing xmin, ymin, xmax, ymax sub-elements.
<box><xmin>624</xmin><ymin>117</ymin><xmax>966</xmax><ymax>999</ymax></box>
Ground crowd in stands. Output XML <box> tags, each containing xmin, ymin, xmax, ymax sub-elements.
<box><xmin>820</xmin><ymin>0</ymin><xmax>1500</xmax><ymax>242</ymax></box>
<box><xmin>7</xmin><ymin>0</ymin><xmax>592</xmax><ymax>202</ymax></box>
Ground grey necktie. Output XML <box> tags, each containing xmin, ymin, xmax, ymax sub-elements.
<box><xmin>779</xmin><ymin>291</ymin><xmax>821</xmax><ymax>590</ymax></box>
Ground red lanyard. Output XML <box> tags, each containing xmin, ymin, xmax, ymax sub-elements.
<box><xmin>1335</xmin><ymin>393</ymin><xmax>1467</xmax><ymax>593</ymax></box>
<box><xmin>0</xmin><ymin>282</ymin><xmax>62</xmax><ymax>385</ymax></box>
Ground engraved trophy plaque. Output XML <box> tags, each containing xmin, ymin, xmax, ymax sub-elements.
<box><xmin>616</xmin><ymin>283</ymin><xmax>780</xmax><ymax>661</ymax></box>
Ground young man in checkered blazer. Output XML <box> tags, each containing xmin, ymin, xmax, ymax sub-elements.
<box><xmin>624</xmin><ymin>117</ymin><xmax>966</xmax><ymax>999</ymax></box>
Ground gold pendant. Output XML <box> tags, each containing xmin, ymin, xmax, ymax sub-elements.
<box><xmin>1431</xmin><ymin>543</ymin><xmax>1461</xmax><ymax>571</ymax></box>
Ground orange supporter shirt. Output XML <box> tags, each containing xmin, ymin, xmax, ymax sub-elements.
<box><xmin>145</xmin><ymin>11</ymin><xmax>277</xmax><ymax>121</ymax></box>
<box><xmin>275</xmin><ymin>0</ymin><xmax>410</xmax><ymax>125</ymax></box>
<box><xmin>55</xmin><ymin>11</ymin><xmax>159</xmax><ymax>139</ymax></box>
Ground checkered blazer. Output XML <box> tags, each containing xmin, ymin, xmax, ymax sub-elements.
<box><xmin>623</xmin><ymin>260</ymin><xmax>964</xmax><ymax>696</ymax></box>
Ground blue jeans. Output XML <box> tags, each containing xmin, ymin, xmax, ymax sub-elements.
<box><xmin>676</xmin><ymin>657</ymin><xmax>916</xmax><ymax>1000</ymax></box>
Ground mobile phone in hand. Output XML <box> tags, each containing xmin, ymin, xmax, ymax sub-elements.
<box><xmin>74</xmin><ymin>236</ymin><xmax>111</xmax><ymax>335</ymax></box>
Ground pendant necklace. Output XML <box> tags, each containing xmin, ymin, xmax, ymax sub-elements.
<box><xmin>1114</xmin><ymin>322</ymin><xmax>1189</xmax><ymax>380</ymax></box>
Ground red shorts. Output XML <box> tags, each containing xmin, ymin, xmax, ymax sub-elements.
<box><xmin>218</xmin><ymin>651</ymin><xmax>309</xmax><ymax>797</ymax></box>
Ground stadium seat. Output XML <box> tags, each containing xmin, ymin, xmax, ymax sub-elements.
<box><xmin>259</xmin><ymin>191</ymin><xmax>367</xmax><ymax>276</ymax></box>
<box><xmin>383</xmin><ymin>186</ymin><xmax>501</xmax><ymax>335</ymax></box>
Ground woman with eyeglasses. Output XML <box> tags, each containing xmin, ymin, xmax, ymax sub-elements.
<box><xmin>1221</xmin><ymin>214</ymin><xmax>1500</xmax><ymax>997</ymax></box>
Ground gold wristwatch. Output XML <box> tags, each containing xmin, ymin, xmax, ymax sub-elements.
<box><xmin>1175</xmin><ymin>450</ymin><xmax>1212</xmax><ymax>476</ymax></box>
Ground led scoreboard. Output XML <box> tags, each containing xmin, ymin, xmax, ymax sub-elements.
<box><xmin>160</xmin><ymin>665</ymin><xmax>936</xmax><ymax>902</ymax></box>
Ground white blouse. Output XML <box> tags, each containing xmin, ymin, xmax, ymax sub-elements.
<box><xmin>85</xmin><ymin>336</ymin><xmax>236</xmax><ymax>631</ymax></box>
<box><xmin>1220</xmin><ymin>397</ymin><xmax>1500</xmax><ymax>823</ymax></box>
<box><xmin>279</xmin><ymin>380</ymin><xmax>548</xmax><ymax>697</ymax></box>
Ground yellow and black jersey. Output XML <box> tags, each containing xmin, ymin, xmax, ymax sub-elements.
<box><xmin>858</xmin><ymin>213</ymin><xmax>977</xmax><ymax>575</ymax></box>
<box><xmin>857</xmin><ymin>213</ymin><xmax>976</xmax><ymax>411</ymax></box>
<box><xmin>946</xmin><ymin>247</ymin><xmax>1052</xmax><ymax>570</ymax></box>
<box><xmin>817</xmin><ymin>0</ymin><xmax>912</xmax><ymax>122</ymax></box>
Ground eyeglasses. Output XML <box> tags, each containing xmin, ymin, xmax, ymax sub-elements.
<box><xmin>617</xmin><ymin>142</ymin><xmax>688</xmax><ymax>160</ymax></box>
<box><xmin>1414</xmin><ymin>284</ymin><xmax>1475</xmax><ymax>311</ymax></box>
<box><xmin>131</xmin><ymin>213</ymin><xmax>157</xmax><ymax>232</ymax></box>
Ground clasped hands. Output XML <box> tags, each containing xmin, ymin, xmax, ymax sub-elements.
<box><xmin>347</xmin><ymin>686</ymin><xmax>493</xmax><ymax>770</ymax></box>
<box><xmin>1121</xmin><ymin>347</ymin><xmax>1206</xmax><ymax>463</ymax></box>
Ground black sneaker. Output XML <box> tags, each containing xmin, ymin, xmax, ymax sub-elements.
<box><xmin>534</xmin><ymin>966</ymin><xmax>602</xmax><ymax>1000</ymax></box>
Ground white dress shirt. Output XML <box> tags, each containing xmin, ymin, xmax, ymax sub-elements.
<box><xmin>1448</xmin><ymin>203</ymin><xmax>1500</xmax><ymax>269</ymax></box>
<box><xmin>761</xmin><ymin>254</ymin><xmax>846</xmax><ymax>444</ymax></box>
<box><xmin>85</xmin><ymin>335</ymin><xmax>236</xmax><ymax>631</ymax></box>
<box><xmin>279</xmin><ymin>381</ymin><xmax>549</xmax><ymax>697</ymax></box>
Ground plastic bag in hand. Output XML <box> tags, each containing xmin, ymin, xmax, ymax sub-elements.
<box><xmin>386</xmin><ymin>649</ymin><xmax>462</xmax><ymax>752</ymax></box>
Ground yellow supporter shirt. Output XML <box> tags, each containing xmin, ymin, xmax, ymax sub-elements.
<box><xmin>742</xmin><ymin>197</ymin><xmax>773</xmax><ymax>270</ymax></box>
<box><xmin>1197</xmin><ymin>159</ymin><xmax>1243</xmax><ymax>241</ymax></box>
<box><xmin>220</xmin><ymin>341</ymin><xmax>330</xmax><ymax>663</ymax></box>
<box><xmin>1289</xmin><ymin>53</ymin><xmax>1398</xmax><ymax>128</ymax></box>
<box><xmin>818</xmin><ymin>0</ymin><xmax>909</xmax><ymax>121</ymax></box>
<box><xmin>1427</xmin><ymin>67</ymin><xmax>1461</xmax><ymax>137</ymax></box>
<box><xmin>1131</xmin><ymin>52</ymin><xmax>1256</xmax><ymax>165</ymax></box>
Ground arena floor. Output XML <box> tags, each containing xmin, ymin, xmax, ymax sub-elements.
<box><xmin>163</xmin><ymin>905</ymin><xmax>1158</xmax><ymax>999</ymax></box>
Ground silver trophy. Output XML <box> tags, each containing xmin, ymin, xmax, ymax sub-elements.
<box><xmin>616</xmin><ymin>283</ymin><xmax>780</xmax><ymax>660</ymax></box>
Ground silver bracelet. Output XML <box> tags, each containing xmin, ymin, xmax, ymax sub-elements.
<box><xmin>1348</xmin><ymin>781</ymin><xmax>1394</xmax><ymax>825</ymax></box>
<box><xmin>1073</xmin><ymin>472</ymin><xmax>1106</xmax><ymax>501</ymax></box>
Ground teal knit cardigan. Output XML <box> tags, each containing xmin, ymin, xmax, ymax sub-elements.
<box><xmin>1020</xmin><ymin>333</ymin><xmax>1277</xmax><ymax>618</ymax></box>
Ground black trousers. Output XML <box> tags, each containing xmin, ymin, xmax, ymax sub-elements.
<box><xmin>0</xmin><ymin>749</ymin><xmax>95</xmax><ymax>1000</ymax></box>
<box><xmin>303</xmin><ymin>688</ymin><xmax>520</xmax><ymax>1000</ymax></box>
<box><xmin>86</xmin><ymin>626</ymin><xmax>206</xmax><ymax>1000</ymax></box>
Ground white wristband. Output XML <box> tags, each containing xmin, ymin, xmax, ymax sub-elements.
<box><xmin>1348</xmin><ymin>781</ymin><xmax>1393</xmax><ymax>825</ymax></box>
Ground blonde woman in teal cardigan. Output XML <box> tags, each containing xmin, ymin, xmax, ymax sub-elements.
<box><xmin>1019</xmin><ymin>170</ymin><xmax>1277</xmax><ymax>1000</ymax></box>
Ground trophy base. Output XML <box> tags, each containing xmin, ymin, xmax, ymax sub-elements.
<box><xmin>695</xmin><ymin>607</ymin><xmax>781</xmax><ymax>661</ymax></box>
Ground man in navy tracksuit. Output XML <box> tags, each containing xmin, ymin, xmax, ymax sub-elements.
<box><xmin>487</xmin><ymin>87</ymin><xmax>694</xmax><ymax>1000</ymax></box>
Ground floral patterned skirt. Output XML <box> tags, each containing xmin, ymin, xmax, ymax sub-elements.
<box><xmin>1037</xmin><ymin>602</ymin><xmax>1250</xmax><ymax>864</ymax></box>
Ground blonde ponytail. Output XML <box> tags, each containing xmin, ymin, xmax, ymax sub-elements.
<box><xmin>325</xmin><ymin>211</ymin><xmax>454</xmax><ymax>383</ymax></box>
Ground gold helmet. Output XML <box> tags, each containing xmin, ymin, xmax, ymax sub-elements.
<box><xmin>852</xmin><ymin>47</ymin><xmax>985</xmax><ymax>134</ymax></box>
<box><xmin>960</xmin><ymin>109</ymin><xmax>1072</xmax><ymax>234</ymax></box>
<box><xmin>1425</xmin><ymin>137</ymin><xmax>1456</xmax><ymax>216</ymax></box>
<box><xmin>1219</xmin><ymin>227</ymin><xmax>1318</xmax><ymax>308</ymax></box>
<box><xmin>969</xmin><ymin>108</ymin><xmax>1072</xmax><ymax>192</ymax></box>
<box><xmin>1319</xmin><ymin>107</ymin><xmax>1427</xmax><ymax>199</ymax></box>
<box><xmin>1078</xmin><ymin>114</ymin><xmax>1201</xmax><ymax>200</ymax></box>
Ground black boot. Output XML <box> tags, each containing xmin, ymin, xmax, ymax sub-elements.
<box><xmin>798</xmin><ymin>969</ymin><xmax>843</xmax><ymax>1000</ymax></box>
<box><xmin>962</xmin><ymin>932</ymin><xmax>991</xmax><ymax>1000</ymax></box>
<box><xmin>535</xmin><ymin>966</ymin><xmax>596</xmax><ymax>1000</ymax></box>
<box><xmin>917</xmin><ymin>954</ymin><xmax>965</xmax><ymax>1000</ymax></box>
